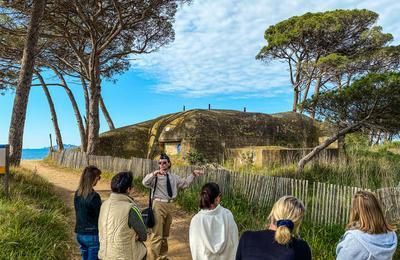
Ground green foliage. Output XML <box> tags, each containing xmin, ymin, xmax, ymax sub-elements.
<box><xmin>257</xmin><ymin>9</ymin><xmax>392</xmax><ymax>59</ymax></box>
<box><xmin>345</xmin><ymin>133</ymin><xmax>370</xmax><ymax>149</ymax></box>
<box><xmin>304</xmin><ymin>72</ymin><xmax>400</xmax><ymax>132</ymax></box>
<box><xmin>0</xmin><ymin>15</ymin><xmax>23</xmax><ymax>92</ymax></box>
<box><xmin>315</xmin><ymin>45</ymin><xmax>400</xmax><ymax>77</ymax></box>
<box><xmin>133</xmin><ymin>178</ymin><xmax>148</xmax><ymax>193</ymax></box>
<box><xmin>240</xmin><ymin>151</ymin><xmax>255</xmax><ymax>167</ymax></box>
<box><xmin>0</xmin><ymin>168</ymin><xmax>70</xmax><ymax>259</ymax></box>
<box><xmin>378</xmin><ymin>141</ymin><xmax>400</xmax><ymax>151</ymax></box>
<box><xmin>187</xmin><ymin>151</ymin><xmax>206</xmax><ymax>165</ymax></box>
<box><xmin>301</xmin><ymin>223</ymin><xmax>345</xmax><ymax>259</ymax></box>
<box><xmin>296</xmin><ymin>72</ymin><xmax>400</xmax><ymax>171</ymax></box>
<box><xmin>315</xmin><ymin>53</ymin><xmax>350</xmax><ymax>70</ymax></box>
<box><xmin>257</xmin><ymin>9</ymin><xmax>399</xmax><ymax>112</ymax></box>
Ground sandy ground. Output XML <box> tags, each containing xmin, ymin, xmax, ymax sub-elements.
<box><xmin>20</xmin><ymin>160</ymin><xmax>193</xmax><ymax>260</ymax></box>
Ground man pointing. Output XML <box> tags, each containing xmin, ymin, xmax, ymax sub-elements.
<box><xmin>142</xmin><ymin>153</ymin><xmax>202</xmax><ymax>259</ymax></box>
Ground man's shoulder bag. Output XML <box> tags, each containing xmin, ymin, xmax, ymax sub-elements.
<box><xmin>141</xmin><ymin>177</ymin><xmax>157</xmax><ymax>228</ymax></box>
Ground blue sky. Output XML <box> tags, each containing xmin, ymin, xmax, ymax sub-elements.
<box><xmin>1</xmin><ymin>0</ymin><xmax>400</xmax><ymax>148</ymax></box>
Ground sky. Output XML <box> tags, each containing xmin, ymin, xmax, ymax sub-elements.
<box><xmin>1</xmin><ymin>0</ymin><xmax>400</xmax><ymax>148</ymax></box>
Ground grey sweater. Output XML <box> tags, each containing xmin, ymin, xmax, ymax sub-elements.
<box><xmin>142</xmin><ymin>171</ymin><xmax>195</xmax><ymax>199</ymax></box>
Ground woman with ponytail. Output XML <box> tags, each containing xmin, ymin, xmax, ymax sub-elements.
<box><xmin>236</xmin><ymin>196</ymin><xmax>311</xmax><ymax>260</ymax></box>
<box><xmin>189</xmin><ymin>182</ymin><xmax>239</xmax><ymax>260</ymax></box>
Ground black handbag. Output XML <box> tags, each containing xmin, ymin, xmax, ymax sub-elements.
<box><xmin>142</xmin><ymin>177</ymin><xmax>157</xmax><ymax>228</ymax></box>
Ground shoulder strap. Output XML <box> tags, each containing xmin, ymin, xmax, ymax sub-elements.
<box><xmin>149</xmin><ymin>176</ymin><xmax>158</xmax><ymax>207</ymax></box>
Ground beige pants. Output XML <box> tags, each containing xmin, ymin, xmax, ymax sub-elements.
<box><xmin>148</xmin><ymin>200</ymin><xmax>174</xmax><ymax>260</ymax></box>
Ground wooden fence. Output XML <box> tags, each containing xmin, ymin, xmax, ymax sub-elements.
<box><xmin>49</xmin><ymin>150</ymin><xmax>400</xmax><ymax>226</ymax></box>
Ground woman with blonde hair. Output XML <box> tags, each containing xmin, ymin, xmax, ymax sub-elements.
<box><xmin>336</xmin><ymin>190</ymin><xmax>397</xmax><ymax>260</ymax></box>
<box><xmin>236</xmin><ymin>195</ymin><xmax>311</xmax><ymax>260</ymax></box>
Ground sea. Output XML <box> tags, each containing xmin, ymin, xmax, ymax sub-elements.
<box><xmin>22</xmin><ymin>148</ymin><xmax>50</xmax><ymax>160</ymax></box>
<box><xmin>22</xmin><ymin>145</ymin><xmax>77</xmax><ymax>160</ymax></box>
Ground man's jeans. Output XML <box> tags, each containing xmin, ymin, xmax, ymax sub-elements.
<box><xmin>76</xmin><ymin>233</ymin><xmax>99</xmax><ymax>260</ymax></box>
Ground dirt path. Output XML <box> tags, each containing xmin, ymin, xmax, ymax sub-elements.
<box><xmin>20</xmin><ymin>160</ymin><xmax>193</xmax><ymax>260</ymax></box>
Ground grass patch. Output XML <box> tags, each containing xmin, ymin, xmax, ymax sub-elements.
<box><xmin>0</xmin><ymin>167</ymin><xmax>71</xmax><ymax>259</ymax></box>
<box><xmin>297</xmin><ymin>148</ymin><xmax>400</xmax><ymax>189</ymax></box>
<box><xmin>223</xmin><ymin>146</ymin><xmax>400</xmax><ymax>190</ymax></box>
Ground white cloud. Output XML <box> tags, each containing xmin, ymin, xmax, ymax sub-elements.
<box><xmin>132</xmin><ymin>0</ymin><xmax>400</xmax><ymax>98</ymax></box>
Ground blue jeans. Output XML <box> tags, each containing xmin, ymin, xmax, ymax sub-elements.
<box><xmin>76</xmin><ymin>234</ymin><xmax>99</xmax><ymax>260</ymax></box>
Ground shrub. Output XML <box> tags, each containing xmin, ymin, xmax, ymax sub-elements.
<box><xmin>187</xmin><ymin>151</ymin><xmax>206</xmax><ymax>165</ymax></box>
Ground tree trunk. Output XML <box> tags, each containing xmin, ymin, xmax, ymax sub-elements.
<box><xmin>49</xmin><ymin>66</ymin><xmax>87</xmax><ymax>152</ymax></box>
<box><xmin>374</xmin><ymin>129</ymin><xmax>382</xmax><ymax>145</ymax></box>
<box><xmin>87</xmin><ymin>54</ymin><xmax>101</xmax><ymax>154</ymax></box>
<box><xmin>36</xmin><ymin>72</ymin><xmax>64</xmax><ymax>151</ymax></box>
<box><xmin>99</xmin><ymin>95</ymin><xmax>115</xmax><ymax>130</ymax></box>
<box><xmin>384</xmin><ymin>132</ymin><xmax>390</xmax><ymax>143</ymax></box>
<box><xmin>299</xmin><ymin>82</ymin><xmax>311</xmax><ymax>114</ymax></box>
<box><xmin>310</xmin><ymin>77</ymin><xmax>322</xmax><ymax>119</ymax></box>
<box><xmin>8</xmin><ymin>0</ymin><xmax>47</xmax><ymax>165</ymax></box>
<box><xmin>292</xmin><ymin>60</ymin><xmax>303</xmax><ymax>113</ymax></box>
<box><xmin>297</xmin><ymin>122</ymin><xmax>361</xmax><ymax>173</ymax></box>
<box><xmin>63</xmin><ymin>85</ymin><xmax>87</xmax><ymax>151</ymax></box>
<box><xmin>80</xmin><ymin>75</ymin><xmax>90</xmax><ymax>141</ymax></box>
<box><xmin>369</xmin><ymin>129</ymin><xmax>375</xmax><ymax>146</ymax></box>
<box><xmin>292</xmin><ymin>86</ymin><xmax>299</xmax><ymax>112</ymax></box>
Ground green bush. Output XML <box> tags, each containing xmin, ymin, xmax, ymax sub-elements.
<box><xmin>240</xmin><ymin>151</ymin><xmax>255</xmax><ymax>167</ymax></box>
<box><xmin>187</xmin><ymin>151</ymin><xmax>206</xmax><ymax>165</ymax></box>
<box><xmin>345</xmin><ymin>132</ymin><xmax>370</xmax><ymax>149</ymax></box>
<box><xmin>0</xmin><ymin>168</ymin><xmax>70</xmax><ymax>259</ymax></box>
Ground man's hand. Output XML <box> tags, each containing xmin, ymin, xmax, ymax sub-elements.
<box><xmin>153</xmin><ymin>170</ymin><xmax>166</xmax><ymax>177</ymax></box>
<box><xmin>192</xmin><ymin>170</ymin><xmax>203</xmax><ymax>177</ymax></box>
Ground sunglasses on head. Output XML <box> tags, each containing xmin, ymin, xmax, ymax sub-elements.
<box><xmin>159</xmin><ymin>161</ymin><xmax>168</xmax><ymax>165</ymax></box>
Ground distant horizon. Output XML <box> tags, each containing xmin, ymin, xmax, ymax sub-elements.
<box><xmin>21</xmin><ymin>144</ymin><xmax>78</xmax><ymax>150</ymax></box>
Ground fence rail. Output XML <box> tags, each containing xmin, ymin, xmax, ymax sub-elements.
<box><xmin>49</xmin><ymin>150</ymin><xmax>400</xmax><ymax>225</ymax></box>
